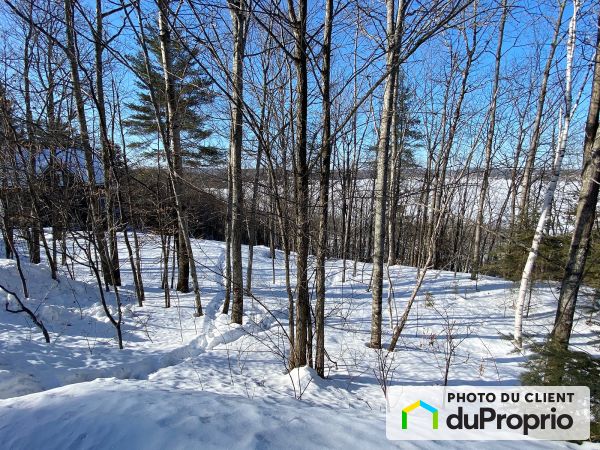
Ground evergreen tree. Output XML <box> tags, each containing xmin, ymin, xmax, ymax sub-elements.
<box><xmin>394</xmin><ymin>73</ymin><xmax>422</xmax><ymax>168</ymax></box>
<box><xmin>125</xmin><ymin>28</ymin><xmax>222</xmax><ymax>166</ymax></box>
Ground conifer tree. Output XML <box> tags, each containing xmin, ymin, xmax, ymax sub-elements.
<box><xmin>125</xmin><ymin>28</ymin><xmax>221</xmax><ymax>166</ymax></box>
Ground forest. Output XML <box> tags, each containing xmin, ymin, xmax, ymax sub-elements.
<box><xmin>0</xmin><ymin>0</ymin><xmax>598</xmax><ymax>447</ymax></box>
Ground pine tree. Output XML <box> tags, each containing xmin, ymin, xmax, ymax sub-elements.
<box><xmin>125</xmin><ymin>28</ymin><xmax>222</xmax><ymax>166</ymax></box>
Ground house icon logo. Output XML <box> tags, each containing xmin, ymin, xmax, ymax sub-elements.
<box><xmin>402</xmin><ymin>400</ymin><xmax>438</xmax><ymax>430</ymax></box>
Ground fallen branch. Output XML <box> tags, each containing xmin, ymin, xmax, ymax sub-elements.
<box><xmin>1</xmin><ymin>282</ymin><xmax>50</xmax><ymax>343</ymax></box>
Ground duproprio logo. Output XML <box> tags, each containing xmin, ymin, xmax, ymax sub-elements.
<box><xmin>402</xmin><ymin>400</ymin><xmax>438</xmax><ymax>430</ymax></box>
<box><xmin>387</xmin><ymin>386</ymin><xmax>589</xmax><ymax>440</ymax></box>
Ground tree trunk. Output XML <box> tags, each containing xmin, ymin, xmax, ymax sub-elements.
<box><xmin>315</xmin><ymin>0</ymin><xmax>333</xmax><ymax>378</ymax></box>
<box><xmin>387</xmin><ymin>74</ymin><xmax>402</xmax><ymax>267</ymax></box>
<box><xmin>22</xmin><ymin>11</ymin><xmax>41</xmax><ymax>265</ymax></box>
<box><xmin>514</xmin><ymin>0</ymin><xmax>578</xmax><ymax>347</ymax></box>
<box><xmin>63</xmin><ymin>0</ymin><xmax>111</xmax><ymax>286</ymax></box>
<box><xmin>289</xmin><ymin>0</ymin><xmax>310</xmax><ymax>368</ymax></box>
<box><xmin>115</xmin><ymin>90</ymin><xmax>145</xmax><ymax>306</ymax></box>
<box><xmin>157</xmin><ymin>0</ymin><xmax>202</xmax><ymax>315</ymax></box>
<box><xmin>246</xmin><ymin>115</ymin><xmax>264</xmax><ymax>294</ymax></box>
<box><xmin>94</xmin><ymin>0</ymin><xmax>121</xmax><ymax>286</ymax></box>
<box><xmin>551</xmin><ymin>12</ymin><xmax>600</xmax><ymax>348</ymax></box>
<box><xmin>471</xmin><ymin>0</ymin><xmax>507</xmax><ymax>280</ymax></box>
<box><xmin>370</xmin><ymin>0</ymin><xmax>404</xmax><ymax>349</ymax></box>
<box><xmin>223</xmin><ymin>160</ymin><xmax>232</xmax><ymax>314</ymax></box>
<box><xmin>228</xmin><ymin>0</ymin><xmax>248</xmax><ymax>325</ymax></box>
<box><xmin>517</xmin><ymin>0</ymin><xmax>566</xmax><ymax>226</ymax></box>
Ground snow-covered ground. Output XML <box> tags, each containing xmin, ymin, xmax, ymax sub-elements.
<box><xmin>0</xmin><ymin>234</ymin><xmax>598</xmax><ymax>449</ymax></box>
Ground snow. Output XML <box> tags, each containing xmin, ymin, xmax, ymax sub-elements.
<box><xmin>212</xmin><ymin>174</ymin><xmax>582</xmax><ymax>236</ymax></box>
<box><xmin>0</xmin><ymin>234</ymin><xmax>597</xmax><ymax>448</ymax></box>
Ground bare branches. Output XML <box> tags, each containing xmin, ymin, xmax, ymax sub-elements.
<box><xmin>2</xmin><ymin>282</ymin><xmax>50</xmax><ymax>343</ymax></box>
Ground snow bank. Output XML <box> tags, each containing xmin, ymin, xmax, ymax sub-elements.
<box><xmin>0</xmin><ymin>378</ymin><xmax>392</xmax><ymax>450</ymax></box>
<box><xmin>0</xmin><ymin>377</ymin><xmax>588</xmax><ymax>450</ymax></box>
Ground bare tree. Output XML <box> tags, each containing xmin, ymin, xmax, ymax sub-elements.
<box><xmin>514</xmin><ymin>0</ymin><xmax>579</xmax><ymax>348</ymax></box>
<box><xmin>471</xmin><ymin>0</ymin><xmax>507</xmax><ymax>280</ymax></box>
<box><xmin>315</xmin><ymin>0</ymin><xmax>334</xmax><ymax>377</ymax></box>
<box><xmin>551</xmin><ymin>11</ymin><xmax>600</xmax><ymax>348</ymax></box>
<box><xmin>288</xmin><ymin>0</ymin><xmax>310</xmax><ymax>368</ymax></box>
<box><xmin>228</xmin><ymin>0</ymin><xmax>249</xmax><ymax>325</ymax></box>
<box><xmin>517</xmin><ymin>0</ymin><xmax>567</xmax><ymax>226</ymax></box>
<box><xmin>157</xmin><ymin>0</ymin><xmax>203</xmax><ymax>315</ymax></box>
<box><xmin>370</xmin><ymin>0</ymin><xmax>405</xmax><ymax>349</ymax></box>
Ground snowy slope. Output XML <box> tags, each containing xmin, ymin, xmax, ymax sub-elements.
<box><xmin>2</xmin><ymin>377</ymin><xmax>596</xmax><ymax>450</ymax></box>
<box><xmin>0</xmin><ymin>234</ymin><xmax>597</xmax><ymax>448</ymax></box>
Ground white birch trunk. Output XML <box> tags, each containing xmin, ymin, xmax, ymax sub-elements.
<box><xmin>514</xmin><ymin>0</ymin><xmax>579</xmax><ymax>347</ymax></box>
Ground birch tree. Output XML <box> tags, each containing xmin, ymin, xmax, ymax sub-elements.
<box><xmin>514</xmin><ymin>0</ymin><xmax>579</xmax><ymax>348</ymax></box>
